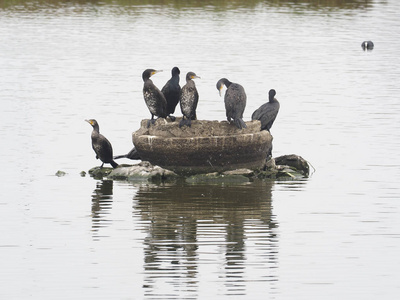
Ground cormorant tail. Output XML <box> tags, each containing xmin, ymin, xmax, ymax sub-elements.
<box><xmin>110</xmin><ymin>160</ymin><xmax>119</xmax><ymax>168</ymax></box>
<box><xmin>114</xmin><ymin>147</ymin><xmax>141</xmax><ymax>160</ymax></box>
<box><xmin>234</xmin><ymin>118</ymin><xmax>247</xmax><ymax>129</ymax></box>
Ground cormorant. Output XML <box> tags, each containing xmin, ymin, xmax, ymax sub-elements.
<box><xmin>251</xmin><ymin>89</ymin><xmax>280</xmax><ymax>132</ymax></box>
<box><xmin>114</xmin><ymin>147</ymin><xmax>141</xmax><ymax>160</ymax></box>
<box><xmin>216</xmin><ymin>78</ymin><xmax>247</xmax><ymax>129</ymax></box>
<box><xmin>86</xmin><ymin>119</ymin><xmax>118</xmax><ymax>169</ymax></box>
<box><xmin>142</xmin><ymin>69</ymin><xmax>168</xmax><ymax>127</ymax></box>
<box><xmin>179</xmin><ymin>72</ymin><xmax>200</xmax><ymax>128</ymax></box>
<box><xmin>362</xmin><ymin>40</ymin><xmax>374</xmax><ymax>50</ymax></box>
<box><xmin>161</xmin><ymin>67</ymin><xmax>181</xmax><ymax>122</ymax></box>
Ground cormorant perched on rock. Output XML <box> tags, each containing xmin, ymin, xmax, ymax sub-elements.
<box><xmin>361</xmin><ymin>40</ymin><xmax>374</xmax><ymax>50</ymax></box>
<box><xmin>161</xmin><ymin>67</ymin><xmax>181</xmax><ymax>122</ymax></box>
<box><xmin>85</xmin><ymin>119</ymin><xmax>118</xmax><ymax>168</ymax></box>
<box><xmin>216</xmin><ymin>78</ymin><xmax>247</xmax><ymax>129</ymax></box>
<box><xmin>179</xmin><ymin>72</ymin><xmax>200</xmax><ymax>128</ymax></box>
<box><xmin>114</xmin><ymin>147</ymin><xmax>141</xmax><ymax>160</ymax></box>
<box><xmin>142</xmin><ymin>69</ymin><xmax>167</xmax><ymax>127</ymax></box>
<box><xmin>251</xmin><ymin>89</ymin><xmax>280</xmax><ymax>132</ymax></box>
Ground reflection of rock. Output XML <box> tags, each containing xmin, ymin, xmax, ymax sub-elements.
<box><xmin>132</xmin><ymin>118</ymin><xmax>272</xmax><ymax>175</ymax></box>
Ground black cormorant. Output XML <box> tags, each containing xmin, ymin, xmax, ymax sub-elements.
<box><xmin>142</xmin><ymin>69</ymin><xmax>168</xmax><ymax>127</ymax></box>
<box><xmin>362</xmin><ymin>40</ymin><xmax>374</xmax><ymax>50</ymax></box>
<box><xmin>114</xmin><ymin>147</ymin><xmax>141</xmax><ymax>160</ymax></box>
<box><xmin>161</xmin><ymin>67</ymin><xmax>181</xmax><ymax>121</ymax></box>
<box><xmin>179</xmin><ymin>72</ymin><xmax>200</xmax><ymax>127</ymax></box>
<box><xmin>251</xmin><ymin>89</ymin><xmax>280</xmax><ymax>132</ymax></box>
<box><xmin>86</xmin><ymin>119</ymin><xmax>118</xmax><ymax>168</ymax></box>
<box><xmin>216</xmin><ymin>78</ymin><xmax>247</xmax><ymax>129</ymax></box>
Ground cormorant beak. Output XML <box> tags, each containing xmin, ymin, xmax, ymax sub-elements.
<box><xmin>191</xmin><ymin>75</ymin><xmax>201</xmax><ymax>80</ymax></box>
<box><xmin>85</xmin><ymin>119</ymin><xmax>93</xmax><ymax>126</ymax></box>
<box><xmin>219</xmin><ymin>87</ymin><xmax>223</xmax><ymax>97</ymax></box>
<box><xmin>152</xmin><ymin>70</ymin><xmax>163</xmax><ymax>76</ymax></box>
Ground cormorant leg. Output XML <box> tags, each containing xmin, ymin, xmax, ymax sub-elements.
<box><xmin>179</xmin><ymin>116</ymin><xmax>186</xmax><ymax>128</ymax></box>
<box><xmin>147</xmin><ymin>114</ymin><xmax>155</xmax><ymax>128</ymax></box>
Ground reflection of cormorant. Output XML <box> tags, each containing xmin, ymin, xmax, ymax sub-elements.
<box><xmin>179</xmin><ymin>72</ymin><xmax>200</xmax><ymax>128</ymax></box>
<box><xmin>216</xmin><ymin>78</ymin><xmax>247</xmax><ymax>129</ymax></box>
<box><xmin>135</xmin><ymin>181</ymin><xmax>279</xmax><ymax>296</ymax></box>
<box><xmin>142</xmin><ymin>69</ymin><xmax>167</xmax><ymax>127</ymax></box>
<box><xmin>361</xmin><ymin>40</ymin><xmax>374</xmax><ymax>50</ymax></box>
<box><xmin>85</xmin><ymin>119</ymin><xmax>118</xmax><ymax>168</ymax></box>
<box><xmin>114</xmin><ymin>147</ymin><xmax>141</xmax><ymax>160</ymax></box>
<box><xmin>161</xmin><ymin>67</ymin><xmax>181</xmax><ymax>122</ymax></box>
<box><xmin>91</xmin><ymin>180</ymin><xmax>113</xmax><ymax>237</ymax></box>
<box><xmin>251</xmin><ymin>89</ymin><xmax>280</xmax><ymax>132</ymax></box>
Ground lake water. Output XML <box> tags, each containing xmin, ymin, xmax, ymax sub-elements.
<box><xmin>1</xmin><ymin>0</ymin><xmax>400</xmax><ymax>299</ymax></box>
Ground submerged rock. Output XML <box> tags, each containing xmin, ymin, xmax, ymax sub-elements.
<box><xmin>132</xmin><ymin>118</ymin><xmax>272</xmax><ymax>175</ymax></box>
<box><xmin>89</xmin><ymin>162</ymin><xmax>179</xmax><ymax>182</ymax></box>
<box><xmin>88</xmin><ymin>166</ymin><xmax>114</xmax><ymax>180</ymax></box>
<box><xmin>107</xmin><ymin>161</ymin><xmax>178</xmax><ymax>182</ymax></box>
<box><xmin>55</xmin><ymin>170</ymin><xmax>66</xmax><ymax>177</ymax></box>
<box><xmin>274</xmin><ymin>154</ymin><xmax>310</xmax><ymax>177</ymax></box>
<box><xmin>87</xmin><ymin>154</ymin><xmax>310</xmax><ymax>183</ymax></box>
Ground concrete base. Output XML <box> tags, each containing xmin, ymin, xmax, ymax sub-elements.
<box><xmin>132</xmin><ymin>118</ymin><xmax>272</xmax><ymax>175</ymax></box>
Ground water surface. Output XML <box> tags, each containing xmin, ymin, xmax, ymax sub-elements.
<box><xmin>1</xmin><ymin>0</ymin><xmax>400</xmax><ymax>299</ymax></box>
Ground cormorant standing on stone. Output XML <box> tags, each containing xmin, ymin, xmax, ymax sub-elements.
<box><xmin>216</xmin><ymin>78</ymin><xmax>247</xmax><ymax>129</ymax></box>
<box><xmin>85</xmin><ymin>119</ymin><xmax>118</xmax><ymax>168</ymax></box>
<box><xmin>161</xmin><ymin>67</ymin><xmax>181</xmax><ymax>122</ymax></box>
<box><xmin>361</xmin><ymin>40</ymin><xmax>374</xmax><ymax>50</ymax></box>
<box><xmin>251</xmin><ymin>89</ymin><xmax>280</xmax><ymax>132</ymax></box>
<box><xmin>179</xmin><ymin>72</ymin><xmax>200</xmax><ymax>128</ymax></box>
<box><xmin>142</xmin><ymin>69</ymin><xmax>167</xmax><ymax>127</ymax></box>
<box><xmin>114</xmin><ymin>147</ymin><xmax>141</xmax><ymax>160</ymax></box>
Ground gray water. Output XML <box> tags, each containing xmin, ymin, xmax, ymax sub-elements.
<box><xmin>1</xmin><ymin>0</ymin><xmax>400</xmax><ymax>299</ymax></box>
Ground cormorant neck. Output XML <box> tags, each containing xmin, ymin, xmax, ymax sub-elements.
<box><xmin>92</xmin><ymin>124</ymin><xmax>100</xmax><ymax>133</ymax></box>
<box><xmin>222</xmin><ymin>78</ymin><xmax>231</xmax><ymax>88</ymax></box>
<box><xmin>172</xmin><ymin>74</ymin><xmax>180</xmax><ymax>83</ymax></box>
<box><xmin>144</xmin><ymin>77</ymin><xmax>153</xmax><ymax>84</ymax></box>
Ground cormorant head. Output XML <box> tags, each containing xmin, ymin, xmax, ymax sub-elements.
<box><xmin>269</xmin><ymin>89</ymin><xmax>276</xmax><ymax>101</ymax></box>
<box><xmin>216</xmin><ymin>78</ymin><xmax>230</xmax><ymax>97</ymax></box>
<box><xmin>172</xmin><ymin>67</ymin><xmax>180</xmax><ymax>76</ymax></box>
<box><xmin>85</xmin><ymin>119</ymin><xmax>99</xmax><ymax>131</ymax></box>
<box><xmin>142</xmin><ymin>69</ymin><xmax>163</xmax><ymax>81</ymax></box>
<box><xmin>186</xmin><ymin>72</ymin><xmax>200</xmax><ymax>82</ymax></box>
